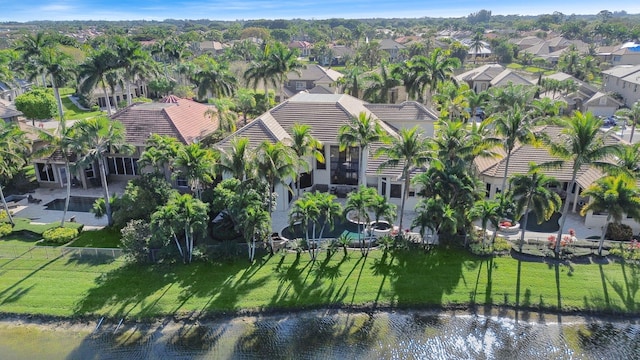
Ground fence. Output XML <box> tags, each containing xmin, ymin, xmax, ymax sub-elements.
<box><xmin>0</xmin><ymin>245</ymin><xmax>124</xmax><ymax>261</ymax></box>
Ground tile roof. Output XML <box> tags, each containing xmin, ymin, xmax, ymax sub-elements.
<box><xmin>216</xmin><ymin>93</ymin><xmax>406</xmax><ymax>178</ymax></box>
<box><xmin>490</xmin><ymin>70</ymin><xmax>535</xmax><ymax>87</ymax></box>
<box><xmin>477</xmin><ymin>126</ymin><xmax>623</xmax><ymax>188</ymax></box>
<box><xmin>110</xmin><ymin>97</ymin><xmax>218</xmax><ymax>146</ymax></box>
<box><xmin>365</xmin><ymin>102</ymin><xmax>439</xmax><ymax>122</ymax></box>
<box><xmin>286</xmin><ymin>64</ymin><xmax>343</xmax><ymax>83</ymax></box>
<box><xmin>0</xmin><ymin>104</ymin><xmax>22</xmax><ymax>119</ymax></box>
<box><xmin>455</xmin><ymin>64</ymin><xmax>505</xmax><ymax>82</ymax></box>
<box><xmin>602</xmin><ymin>65</ymin><xmax>640</xmax><ymax>78</ymax></box>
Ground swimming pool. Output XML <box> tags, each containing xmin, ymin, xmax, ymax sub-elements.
<box><xmin>44</xmin><ymin>196</ymin><xmax>99</xmax><ymax>212</ymax></box>
<box><xmin>280</xmin><ymin>217</ymin><xmax>369</xmax><ymax>241</ymax></box>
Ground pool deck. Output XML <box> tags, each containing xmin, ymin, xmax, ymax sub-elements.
<box><xmin>271</xmin><ymin>199</ymin><xmax>603</xmax><ymax>243</ymax></box>
<box><xmin>7</xmin><ymin>182</ymin><xmax>603</xmax><ymax>240</ymax></box>
<box><xmin>8</xmin><ymin>180</ymin><xmax>128</xmax><ymax>229</ymax></box>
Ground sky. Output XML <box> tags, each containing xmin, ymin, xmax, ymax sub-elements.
<box><xmin>0</xmin><ymin>0</ymin><xmax>639</xmax><ymax>22</ymax></box>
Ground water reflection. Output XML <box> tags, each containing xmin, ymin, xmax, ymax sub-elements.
<box><xmin>1</xmin><ymin>310</ymin><xmax>640</xmax><ymax>359</ymax></box>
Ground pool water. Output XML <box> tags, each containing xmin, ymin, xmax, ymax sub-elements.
<box><xmin>44</xmin><ymin>196</ymin><xmax>99</xmax><ymax>212</ymax></box>
<box><xmin>281</xmin><ymin>217</ymin><xmax>364</xmax><ymax>241</ymax></box>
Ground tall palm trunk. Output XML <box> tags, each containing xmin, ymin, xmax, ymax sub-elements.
<box><xmin>60</xmin><ymin>160</ymin><xmax>71</xmax><ymax>227</ymax></box>
<box><xmin>519</xmin><ymin>200</ymin><xmax>531</xmax><ymax>252</ymax></box>
<box><xmin>101</xmin><ymin>79</ymin><xmax>113</xmax><ymax>115</ymax></box>
<box><xmin>555</xmin><ymin>168</ymin><xmax>578</xmax><ymax>255</ymax></box>
<box><xmin>399</xmin><ymin>164</ymin><xmax>410</xmax><ymax>231</ymax></box>
<box><xmin>97</xmin><ymin>157</ymin><xmax>112</xmax><ymax>226</ymax></box>
<box><xmin>630</xmin><ymin>121</ymin><xmax>637</xmax><ymax>143</ymax></box>
<box><xmin>599</xmin><ymin>214</ymin><xmax>612</xmax><ymax>256</ymax></box>
<box><xmin>500</xmin><ymin>149</ymin><xmax>512</xmax><ymax>193</ymax></box>
<box><xmin>359</xmin><ymin>146</ymin><xmax>366</xmax><ymax>187</ymax></box>
<box><xmin>0</xmin><ymin>185</ymin><xmax>14</xmax><ymax>225</ymax></box>
<box><xmin>51</xmin><ymin>77</ymin><xmax>64</xmax><ymax>121</ymax></box>
<box><xmin>127</xmin><ymin>82</ymin><xmax>133</xmax><ymax>106</ymax></box>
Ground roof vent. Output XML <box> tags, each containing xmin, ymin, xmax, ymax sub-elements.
<box><xmin>160</xmin><ymin>95</ymin><xmax>181</xmax><ymax>104</ymax></box>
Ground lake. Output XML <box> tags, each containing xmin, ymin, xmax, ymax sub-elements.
<box><xmin>1</xmin><ymin>309</ymin><xmax>638</xmax><ymax>359</ymax></box>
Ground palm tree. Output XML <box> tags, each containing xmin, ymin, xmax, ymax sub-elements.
<box><xmin>492</xmin><ymin>104</ymin><xmax>538</xmax><ymax>193</ymax></box>
<box><xmin>290</xmin><ymin>124</ymin><xmax>324</xmax><ymax>199</ymax></box>
<box><xmin>433</xmin><ymin>81</ymin><xmax>470</xmax><ymax>121</ymax></box>
<box><xmin>486</xmin><ymin>84</ymin><xmax>537</xmax><ymax>114</ymax></box>
<box><xmin>615</xmin><ymin>101</ymin><xmax>640</xmax><ymax>143</ymax></box>
<box><xmin>315</xmin><ymin>191</ymin><xmax>343</xmax><ymax>241</ymax></box>
<box><xmin>418</xmin><ymin>48</ymin><xmax>461</xmax><ymax>105</ymax></box>
<box><xmin>344</xmin><ymin>185</ymin><xmax>377</xmax><ymax>256</ymax></box>
<box><xmin>412</xmin><ymin>197</ymin><xmax>457</xmax><ymax>246</ymax></box>
<box><xmin>105</xmin><ymin>69</ymin><xmax>125</xmax><ymax>112</ymax></box>
<box><xmin>509</xmin><ymin>164</ymin><xmax>562</xmax><ymax>251</ymax></box>
<box><xmin>113</xmin><ymin>37</ymin><xmax>158</xmax><ymax>105</ymax></box>
<box><xmin>35</xmin><ymin>118</ymin><xmax>80</xmax><ymax>227</ymax></box>
<box><xmin>0</xmin><ymin>122</ymin><xmax>29</xmax><ymax>225</ymax></box>
<box><xmin>265</xmin><ymin>42</ymin><xmax>304</xmax><ymax>101</ymax></box>
<box><xmin>376</xmin><ymin>126</ymin><xmax>433</xmax><ymax>231</ymax></box>
<box><xmin>151</xmin><ymin>192</ymin><xmax>209</xmax><ymax>263</ymax></box>
<box><xmin>362</xmin><ymin>61</ymin><xmax>401</xmax><ymax>103</ymax></box>
<box><xmin>192</xmin><ymin>57</ymin><xmax>237</xmax><ymax>100</ymax></box>
<box><xmin>138</xmin><ymin>134</ymin><xmax>181</xmax><ymax>177</ymax></box>
<box><xmin>465</xmin><ymin>90</ymin><xmax>488</xmax><ymax>121</ymax></box>
<box><xmin>78</xmin><ymin>48</ymin><xmax>119</xmax><ymax>115</ymax></box>
<box><xmin>605</xmin><ymin>143</ymin><xmax>640</xmax><ymax>180</ymax></box>
<box><xmin>255</xmin><ymin>141</ymin><xmax>296</xmax><ymax>218</ymax></box>
<box><xmin>217</xmin><ymin>137</ymin><xmax>252</xmax><ymax>180</ymax></box>
<box><xmin>367</xmin><ymin>193</ymin><xmax>397</xmax><ymax>243</ymax></box>
<box><xmin>580</xmin><ymin>175</ymin><xmax>640</xmax><ymax>255</ymax></box>
<box><xmin>338</xmin><ymin>112</ymin><xmax>388</xmax><ymax>187</ymax></box>
<box><xmin>241</xmin><ymin>206</ymin><xmax>271</xmax><ymax>262</ymax></box>
<box><xmin>468</xmin><ymin>199</ymin><xmax>501</xmax><ymax>248</ymax></box>
<box><xmin>206</xmin><ymin>98</ymin><xmax>238</xmax><ymax>133</ymax></box>
<box><xmin>35</xmin><ymin>47</ymin><xmax>76</xmax><ymax>121</ymax></box>
<box><xmin>14</xmin><ymin>32</ymin><xmax>52</xmax><ymax>86</ymax></box>
<box><xmin>289</xmin><ymin>193</ymin><xmax>321</xmax><ymax>259</ymax></box>
<box><xmin>470</xmin><ymin>31</ymin><xmax>484</xmax><ymax>64</ymax></box>
<box><xmin>339</xmin><ymin>65</ymin><xmax>365</xmax><ymax>98</ymax></box>
<box><xmin>174</xmin><ymin>143</ymin><xmax>217</xmax><ymax>200</ymax></box>
<box><xmin>74</xmin><ymin>116</ymin><xmax>132</xmax><ymax>226</ymax></box>
<box><xmin>547</xmin><ymin>111</ymin><xmax>622</xmax><ymax>255</ymax></box>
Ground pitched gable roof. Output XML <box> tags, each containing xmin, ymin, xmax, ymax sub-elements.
<box><xmin>456</xmin><ymin>64</ymin><xmax>505</xmax><ymax>82</ymax></box>
<box><xmin>111</xmin><ymin>97</ymin><xmax>218</xmax><ymax>146</ymax></box>
<box><xmin>490</xmin><ymin>70</ymin><xmax>535</xmax><ymax>87</ymax></box>
<box><xmin>286</xmin><ymin>64</ymin><xmax>343</xmax><ymax>83</ymax></box>
<box><xmin>365</xmin><ymin>101</ymin><xmax>439</xmax><ymax>122</ymax></box>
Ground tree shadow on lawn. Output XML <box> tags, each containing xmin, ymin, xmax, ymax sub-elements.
<box><xmin>268</xmin><ymin>251</ymin><xmax>351</xmax><ymax>308</ymax></box>
<box><xmin>385</xmin><ymin>247</ymin><xmax>467</xmax><ymax>307</ymax></box>
<box><xmin>73</xmin><ymin>263</ymin><xmax>180</xmax><ymax>318</ymax></box>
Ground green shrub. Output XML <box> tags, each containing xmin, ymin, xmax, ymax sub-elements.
<box><xmin>42</xmin><ymin>227</ymin><xmax>79</xmax><ymax>244</ymax></box>
<box><xmin>120</xmin><ymin>220</ymin><xmax>153</xmax><ymax>263</ymax></box>
<box><xmin>493</xmin><ymin>237</ymin><xmax>512</xmax><ymax>252</ymax></box>
<box><xmin>0</xmin><ymin>223</ymin><xmax>12</xmax><ymax>238</ymax></box>
<box><xmin>606</xmin><ymin>223</ymin><xmax>633</xmax><ymax>241</ymax></box>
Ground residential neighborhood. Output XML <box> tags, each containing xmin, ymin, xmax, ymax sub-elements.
<box><xmin>3</xmin><ymin>8</ymin><xmax>640</xmax><ymax>356</ymax></box>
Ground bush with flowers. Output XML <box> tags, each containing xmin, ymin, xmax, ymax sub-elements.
<box><xmin>609</xmin><ymin>240</ymin><xmax>640</xmax><ymax>261</ymax></box>
<box><xmin>547</xmin><ymin>229</ymin><xmax>576</xmax><ymax>250</ymax></box>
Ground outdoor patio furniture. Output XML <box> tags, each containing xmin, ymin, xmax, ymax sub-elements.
<box><xmin>27</xmin><ymin>195</ymin><xmax>42</xmax><ymax>204</ymax></box>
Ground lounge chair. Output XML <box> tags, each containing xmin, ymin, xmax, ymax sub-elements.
<box><xmin>27</xmin><ymin>195</ymin><xmax>42</xmax><ymax>204</ymax></box>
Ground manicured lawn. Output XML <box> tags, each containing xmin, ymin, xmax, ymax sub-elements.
<box><xmin>0</xmin><ymin>247</ymin><xmax>638</xmax><ymax>319</ymax></box>
<box><xmin>10</xmin><ymin>218</ymin><xmax>83</xmax><ymax>234</ymax></box>
<box><xmin>57</xmin><ymin>88</ymin><xmax>104</xmax><ymax>120</ymax></box>
<box><xmin>69</xmin><ymin>228</ymin><xmax>121</xmax><ymax>248</ymax></box>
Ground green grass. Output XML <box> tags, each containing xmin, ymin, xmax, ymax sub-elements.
<box><xmin>69</xmin><ymin>228</ymin><xmax>121</xmax><ymax>248</ymax></box>
<box><xmin>54</xmin><ymin>87</ymin><xmax>104</xmax><ymax>120</ymax></box>
<box><xmin>10</xmin><ymin>218</ymin><xmax>83</xmax><ymax>234</ymax></box>
<box><xmin>0</xmin><ymin>247</ymin><xmax>639</xmax><ymax>319</ymax></box>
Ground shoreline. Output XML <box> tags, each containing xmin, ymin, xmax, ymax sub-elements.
<box><xmin>2</xmin><ymin>303</ymin><xmax>640</xmax><ymax>331</ymax></box>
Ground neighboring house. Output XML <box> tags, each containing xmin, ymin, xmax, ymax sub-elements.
<box><xmin>0</xmin><ymin>103</ymin><xmax>22</xmax><ymax>123</ymax></box>
<box><xmin>217</xmin><ymin>92</ymin><xmax>438</xmax><ymax>211</ymax></box>
<box><xmin>0</xmin><ymin>79</ymin><xmax>31</xmax><ymax>102</ymax></box>
<box><xmin>475</xmin><ymin>125</ymin><xmax>634</xmax><ymax>231</ymax></box>
<box><xmin>378</xmin><ymin>38</ymin><xmax>406</xmax><ymax>62</ymax></box>
<box><xmin>513</xmin><ymin>36</ymin><xmax>587</xmax><ymax>64</ymax></box>
<box><xmin>288</xmin><ymin>41</ymin><xmax>313</xmax><ymax>57</ymax></box>
<box><xmin>466</xmin><ymin>41</ymin><xmax>492</xmax><ymax>62</ymax></box>
<box><xmin>602</xmin><ymin>65</ymin><xmax>640</xmax><ymax>107</ymax></box>
<box><xmin>93</xmin><ymin>79</ymin><xmax>150</xmax><ymax>110</ymax></box>
<box><xmin>539</xmin><ymin>72</ymin><xmax>611</xmax><ymax>115</ymax></box>
<box><xmin>196</xmin><ymin>41</ymin><xmax>229</xmax><ymax>56</ymax></box>
<box><xmin>283</xmin><ymin>65</ymin><xmax>343</xmax><ymax>99</ymax></box>
<box><xmin>610</xmin><ymin>42</ymin><xmax>640</xmax><ymax>66</ymax></box>
<box><xmin>323</xmin><ymin>44</ymin><xmax>355</xmax><ymax>66</ymax></box>
<box><xmin>455</xmin><ymin>64</ymin><xmax>535</xmax><ymax>93</ymax></box>
<box><xmin>33</xmin><ymin>96</ymin><xmax>219</xmax><ymax>190</ymax></box>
